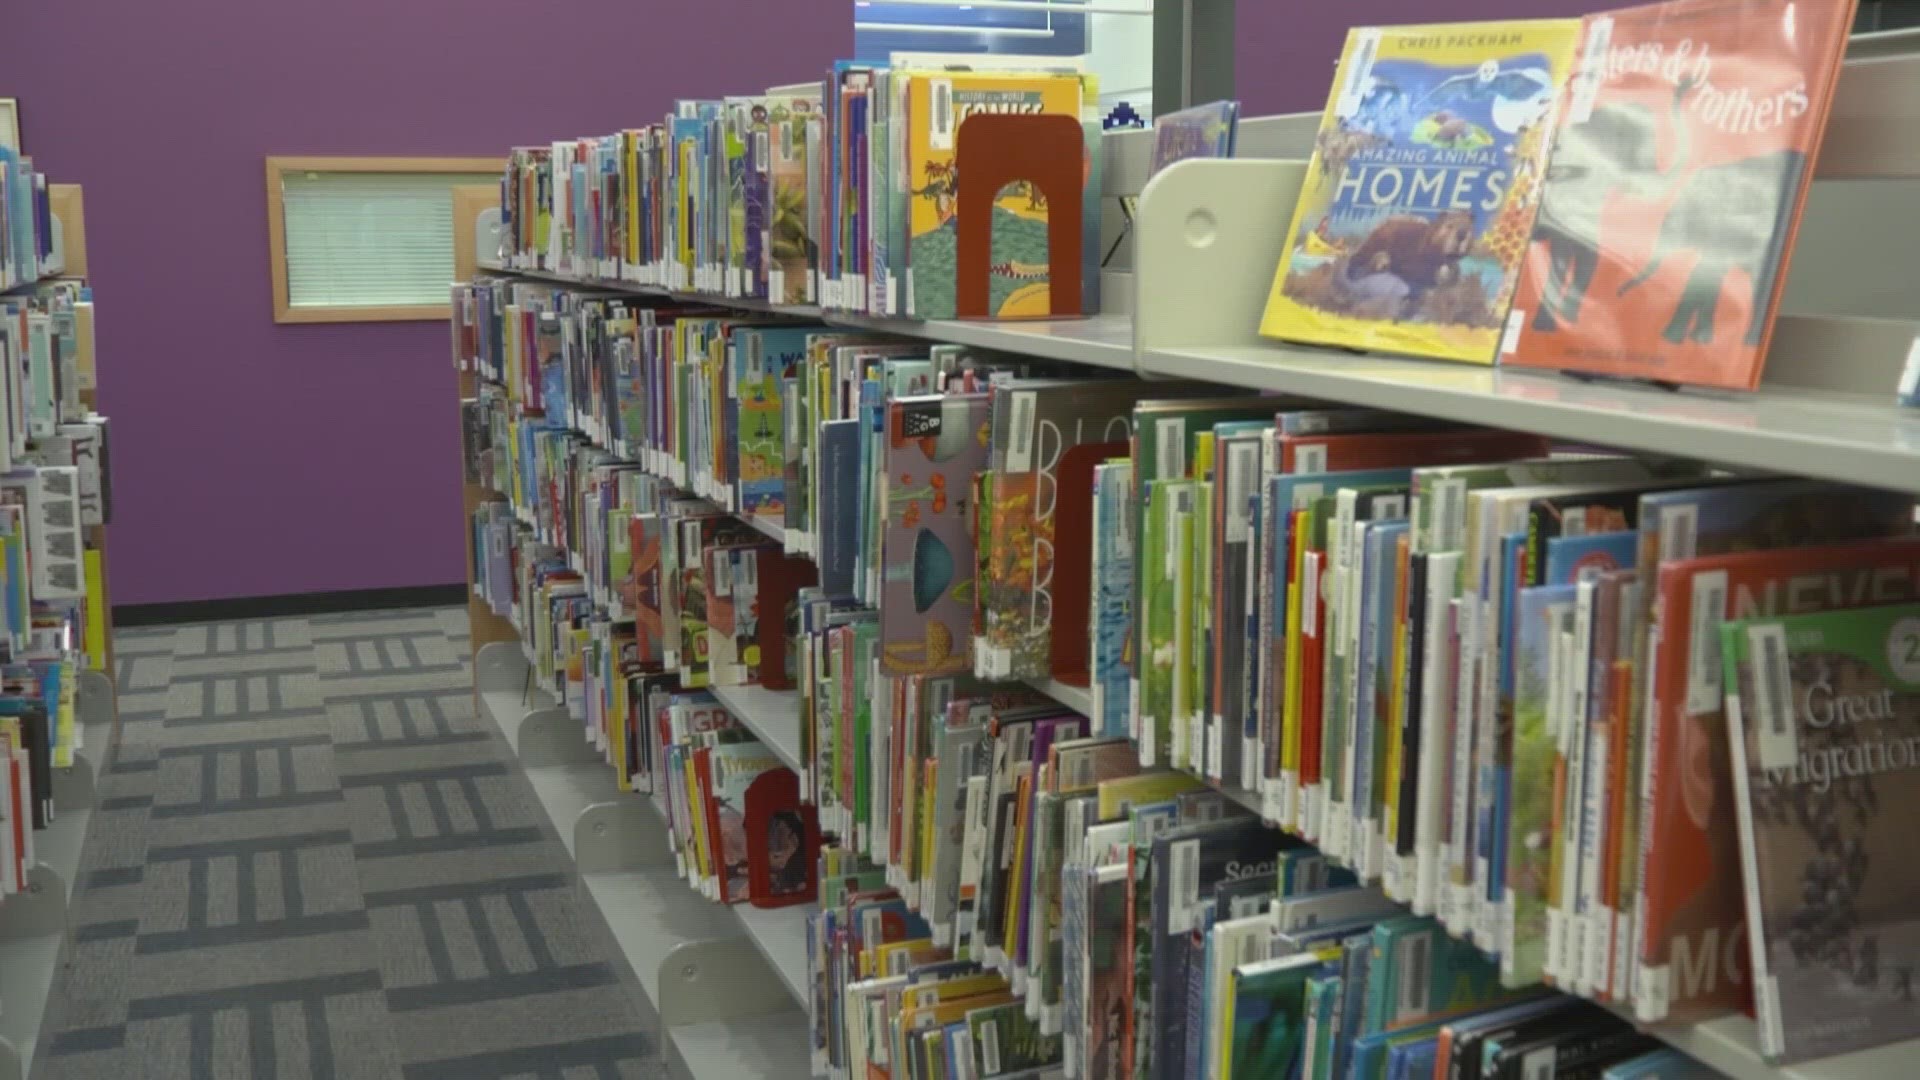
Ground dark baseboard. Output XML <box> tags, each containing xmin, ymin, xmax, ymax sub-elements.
<box><xmin>114</xmin><ymin>584</ymin><xmax>469</xmax><ymax>627</ymax></box>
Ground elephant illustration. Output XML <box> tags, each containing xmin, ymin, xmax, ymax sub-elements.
<box><xmin>1615</xmin><ymin>149</ymin><xmax>1803</xmax><ymax>345</ymax></box>
<box><xmin>1529</xmin><ymin>78</ymin><xmax>1805</xmax><ymax>347</ymax></box>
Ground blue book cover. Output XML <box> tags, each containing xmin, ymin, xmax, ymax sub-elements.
<box><xmin>1091</xmin><ymin>461</ymin><xmax>1135</xmax><ymax>738</ymax></box>
<box><xmin>1601</xmin><ymin>1047</ymin><xmax>1725</xmax><ymax>1080</ymax></box>
<box><xmin>1330</xmin><ymin>930</ymin><xmax>1373</xmax><ymax>1080</ymax></box>
<box><xmin>1354</xmin><ymin>518</ymin><xmax>1408</xmax><ymax>865</ymax></box>
<box><xmin>1385</xmin><ymin>1037</ymin><xmax>1439</xmax><ymax>1080</ymax></box>
<box><xmin>1479</xmin><ymin>530</ymin><xmax>1526</xmax><ymax>928</ymax></box>
<box><xmin>732</xmin><ymin>327</ymin><xmax>819</xmax><ymax>524</ymax></box>
<box><xmin>818</xmin><ymin>419</ymin><xmax>861</xmax><ymax>596</ymax></box>
<box><xmin>1542</xmin><ymin>528</ymin><xmax>1638</xmax><ymax>585</ymax></box>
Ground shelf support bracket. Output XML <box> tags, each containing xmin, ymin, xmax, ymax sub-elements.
<box><xmin>654</xmin><ymin>938</ymin><xmax>793</xmax><ymax>1027</ymax></box>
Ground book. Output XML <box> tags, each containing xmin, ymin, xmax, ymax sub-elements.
<box><xmin>879</xmin><ymin>393</ymin><xmax>991</xmax><ymax>678</ymax></box>
<box><xmin>1721</xmin><ymin>601</ymin><xmax>1920</xmax><ymax>1062</ymax></box>
<box><xmin>1507</xmin><ymin>0</ymin><xmax>1858</xmax><ymax>389</ymax></box>
<box><xmin>1639</xmin><ymin>536</ymin><xmax>1920</xmax><ymax>1021</ymax></box>
<box><xmin>1150</xmin><ymin>101</ymin><xmax>1242</xmax><ymax>175</ymax></box>
<box><xmin>1222</xmin><ymin>953</ymin><xmax>1321</xmax><ymax>1079</ymax></box>
<box><xmin>1090</xmin><ymin>460</ymin><xmax>1136</xmax><ymax>738</ymax></box>
<box><xmin>1259</xmin><ymin>19</ymin><xmax>1585</xmax><ymax>363</ymax></box>
<box><xmin>904</xmin><ymin>71</ymin><xmax>1087</xmax><ymax>320</ymax></box>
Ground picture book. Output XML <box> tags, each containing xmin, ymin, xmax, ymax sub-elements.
<box><xmin>904</xmin><ymin>71</ymin><xmax>1086</xmax><ymax>320</ymax></box>
<box><xmin>879</xmin><ymin>393</ymin><xmax>990</xmax><ymax>678</ymax></box>
<box><xmin>981</xmin><ymin>380</ymin><xmax>1152</xmax><ymax>680</ymax></box>
<box><xmin>1722</xmin><ymin>602</ymin><xmax>1920</xmax><ymax>1062</ymax></box>
<box><xmin>1508</xmin><ymin>0</ymin><xmax>1857</xmax><ymax>389</ymax></box>
<box><xmin>1506</xmin><ymin>582</ymin><xmax>1576</xmax><ymax>987</ymax></box>
<box><xmin>1260</xmin><ymin>20</ymin><xmax>1585</xmax><ymax>363</ymax></box>
<box><xmin>1543</xmin><ymin>529</ymin><xmax>1638</xmax><ymax>584</ymax></box>
<box><xmin>1639</xmin><ymin>536</ymin><xmax>1920</xmax><ymax>1022</ymax></box>
<box><xmin>1150</xmin><ymin>100</ymin><xmax>1242</xmax><ymax>175</ymax></box>
<box><xmin>700</xmin><ymin>740</ymin><xmax>786</xmax><ymax>903</ymax></box>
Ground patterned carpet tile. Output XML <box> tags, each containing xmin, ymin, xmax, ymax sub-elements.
<box><xmin>36</xmin><ymin>607</ymin><xmax>660</xmax><ymax>1079</ymax></box>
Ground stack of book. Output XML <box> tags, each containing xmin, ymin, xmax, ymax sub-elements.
<box><xmin>0</xmin><ymin>280</ymin><xmax>112</xmax><ymax>902</ymax></box>
<box><xmin>494</xmin><ymin>60</ymin><xmax>1108</xmax><ymax>320</ymax></box>
<box><xmin>0</xmin><ymin>147</ymin><xmax>54</xmax><ymax>292</ymax></box>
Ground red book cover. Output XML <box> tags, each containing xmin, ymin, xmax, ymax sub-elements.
<box><xmin>1276</xmin><ymin>429</ymin><xmax>1550</xmax><ymax>474</ymax></box>
<box><xmin>1508</xmin><ymin>0</ymin><xmax>1856</xmax><ymax>389</ymax></box>
<box><xmin>1300</xmin><ymin>549</ymin><xmax>1328</xmax><ymax>791</ymax></box>
<box><xmin>1639</xmin><ymin>535</ymin><xmax>1920</xmax><ymax>1021</ymax></box>
<box><xmin>1050</xmin><ymin>441</ymin><xmax>1126</xmax><ymax>684</ymax></box>
<box><xmin>745</xmin><ymin>768</ymin><xmax>819</xmax><ymax>907</ymax></box>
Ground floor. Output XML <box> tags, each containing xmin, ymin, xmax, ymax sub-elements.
<box><xmin>34</xmin><ymin>607</ymin><xmax>658</xmax><ymax>1079</ymax></box>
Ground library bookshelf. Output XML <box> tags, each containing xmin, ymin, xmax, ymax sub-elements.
<box><xmin>454</xmin><ymin>46</ymin><xmax>1920</xmax><ymax>1080</ymax></box>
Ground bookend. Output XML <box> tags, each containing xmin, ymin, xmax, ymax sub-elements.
<box><xmin>474</xmin><ymin>640</ymin><xmax>527</xmax><ymax>693</ymax></box>
<box><xmin>471</xmin><ymin>641</ymin><xmax>602</xmax><ymax>767</ymax></box>
<box><xmin>953</xmin><ymin>113</ymin><xmax>1086</xmax><ymax>320</ymax></box>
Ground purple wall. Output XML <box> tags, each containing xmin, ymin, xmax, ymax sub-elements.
<box><xmin>0</xmin><ymin>0</ymin><xmax>850</xmax><ymax>605</ymax></box>
<box><xmin>1236</xmin><ymin>0</ymin><xmax>1618</xmax><ymax>115</ymax></box>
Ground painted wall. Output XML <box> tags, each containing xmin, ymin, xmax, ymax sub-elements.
<box><xmin>0</xmin><ymin>0</ymin><xmax>850</xmax><ymax>605</ymax></box>
<box><xmin>1235</xmin><ymin>0</ymin><xmax>1618</xmax><ymax>116</ymax></box>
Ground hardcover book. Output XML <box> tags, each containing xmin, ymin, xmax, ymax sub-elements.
<box><xmin>1260</xmin><ymin>20</ymin><xmax>1585</xmax><ymax>363</ymax></box>
<box><xmin>1722</xmin><ymin>602</ymin><xmax>1920</xmax><ymax>1062</ymax></box>
<box><xmin>1639</xmin><ymin>536</ymin><xmax>1920</xmax><ymax>1021</ymax></box>
<box><xmin>1508</xmin><ymin>0</ymin><xmax>1857</xmax><ymax>389</ymax></box>
<box><xmin>879</xmin><ymin>393</ymin><xmax>990</xmax><ymax>678</ymax></box>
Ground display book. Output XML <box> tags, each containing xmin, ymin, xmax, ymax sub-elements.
<box><xmin>0</xmin><ymin>146</ymin><xmax>55</xmax><ymax>291</ymax></box>
<box><xmin>492</xmin><ymin>57</ymin><xmax>1130</xmax><ymax>322</ymax></box>
<box><xmin>0</xmin><ymin>285</ymin><xmax>110</xmax><ymax>904</ymax></box>
<box><xmin>1259</xmin><ymin>0</ymin><xmax>1857</xmax><ymax>392</ymax></box>
<box><xmin>1718</xmin><ymin>598</ymin><xmax>1920</xmax><ymax>1065</ymax></box>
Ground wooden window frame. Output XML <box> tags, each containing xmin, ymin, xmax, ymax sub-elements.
<box><xmin>265</xmin><ymin>155</ymin><xmax>502</xmax><ymax>324</ymax></box>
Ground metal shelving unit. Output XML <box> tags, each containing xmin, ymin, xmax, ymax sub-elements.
<box><xmin>0</xmin><ymin>671</ymin><xmax>116</xmax><ymax>1080</ymax></box>
<box><xmin>459</xmin><ymin>45</ymin><xmax>1920</xmax><ymax>1078</ymax></box>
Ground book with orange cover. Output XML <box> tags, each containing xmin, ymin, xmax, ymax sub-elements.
<box><xmin>1636</xmin><ymin>535</ymin><xmax>1920</xmax><ymax>1021</ymax></box>
<box><xmin>1506</xmin><ymin>0</ymin><xmax>1856</xmax><ymax>389</ymax></box>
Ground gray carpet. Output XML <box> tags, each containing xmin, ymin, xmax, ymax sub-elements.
<box><xmin>35</xmin><ymin>608</ymin><xmax>657</xmax><ymax>1079</ymax></box>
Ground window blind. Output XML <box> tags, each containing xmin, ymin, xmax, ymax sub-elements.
<box><xmin>280</xmin><ymin>171</ymin><xmax>492</xmax><ymax>308</ymax></box>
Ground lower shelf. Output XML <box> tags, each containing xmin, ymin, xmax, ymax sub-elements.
<box><xmin>0</xmin><ymin>932</ymin><xmax>63</xmax><ymax>1080</ymax></box>
<box><xmin>475</xmin><ymin>656</ymin><xmax>812</xmax><ymax>1078</ymax></box>
<box><xmin>667</xmin><ymin>1010</ymin><xmax>811</xmax><ymax>1080</ymax></box>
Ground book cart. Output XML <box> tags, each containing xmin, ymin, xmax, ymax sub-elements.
<box><xmin>454</xmin><ymin>43</ymin><xmax>1920</xmax><ymax>1080</ymax></box>
<box><xmin>0</xmin><ymin>184</ymin><xmax>121</xmax><ymax>1080</ymax></box>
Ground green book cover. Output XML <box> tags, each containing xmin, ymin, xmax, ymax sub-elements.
<box><xmin>1224</xmin><ymin>953</ymin><xmax>1320</xmax><ymax>1079</ymax></box>
<box><xmin>1302</xmin><ymin>970</ymin><xmax>1342</xmax><ymax>1080</ymax></box>
<box><xmin>1140</xmin><ymin>478</ymin><xmax>1197</xmax><ymax>768</ymax></box>
<box><xmin>966</xmin><ymin>998</ymin><xmax>1060</xmax><ymax>1074</ymax></box>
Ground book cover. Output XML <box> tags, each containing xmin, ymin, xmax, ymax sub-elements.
<box><xmin>1722</xmin><ymin>601</ymin><xmax>1920</xmax><ymax>1062</ymax></box>
<box><xmin>1506</xmin><ymin>582</ymin><xmax>1576</xmax><ymax>987</ymax></box>
<box><xmin>1223</xmin><ymin>953</ymin><xmax>1320</xmax><ymax>1079</ymax></box>
<box><xmin>1544</xmin><ymin>529</ymin><xmax>1638</xmax><ymax>584</ymax></box>
<box><xmin>1150</xmin><ymin>100</ymin><xmax>1242</xmax><ymax>175</ymax></box>
<box><xmin>700</xmin><ymin>740</ymin><xmax>785</xmax><ymax>903</ymax></box>
<box><xmin>879</xmin><ymin>393</ymin><xmax>990</xmax><ymax>678</ymax></box>
<box><xmin>1639</xmin><ymin>536</ymin><xmax>1920</xmax><ymax>1022</ymax></box>
<box><xmin>905</xmin><ymin>71</ymin><xmax>1086</xmax><ymax>320</ymax></box>
<box><xmin>1508</xmin><ymin>0</ymin><xmax>1857</xmax><ymax>389</ymax></box>
<box><xmin>1090</xmin><ymin>460</ymin><xmax>1136</xmax><ymax>739</ymax></box>
<box><xmin>1260</xmin><ymin>20</ymin><xmax>1585</xmax><ymax>363</ymax></box>
<box><xmin>1150</xmin><ymin>818</ymin><xmax>1296</xmax><ymax>1080</ymax></box>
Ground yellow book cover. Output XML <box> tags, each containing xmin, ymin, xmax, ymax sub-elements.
<box><xmin>1383</xmin><ymin>533</ymin><xmax>1412</xmax><ymax>855</ymax></box>
<box><xmin>1281</xmin><ymin>509</ymin><xmax>1310</xmax><ymax>821</ymax></box>
<box><xmin>903</xmin><ymin>71</ymin><xmax>1084</xmax><ymax>320</ymax></box>
<box><xmin>1259</xmin><ymin>20</ymin><xmax>1584</xmax><ymax>363</ymax></box>
<box><xmin>624</xmin><ymin>130</ymin><xmax>641</xmax><ymax>268</ymax></box>
<box><xmin>84</xmin><ymin>549</ymin><xmax>107</xmax><ymax>671</ymax></box>
<box><xmin>1094</xmin><ymin>770</ymin><xmax>1204</xmax><ymax>821</ymax></box>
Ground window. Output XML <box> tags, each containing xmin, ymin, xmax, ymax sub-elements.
<box><xmin>265</xmin><ymin>156</ymin><xmax>502</xmax><ymax>324</ymax></box>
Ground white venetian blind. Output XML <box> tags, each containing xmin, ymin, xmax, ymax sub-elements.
<box><xmin>280</xmin><ymin>170</ymin><xmax>493</xmax><ymax>308</ymax></box>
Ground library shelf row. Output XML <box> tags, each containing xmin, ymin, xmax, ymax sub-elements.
<box><xmin>0</xmin><ymin>670</ymin><xmax>117</xmax><ymax>1080</ymax></box>
<box><xmin>474</xmin><ymin>250</ymin><xmax>1920</xmax><ymax>500</ymax></box>
<box><xmin>472</xmin><ymin>641</ymin><xmax>813</xmax><ymax>1080</ymax></box>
